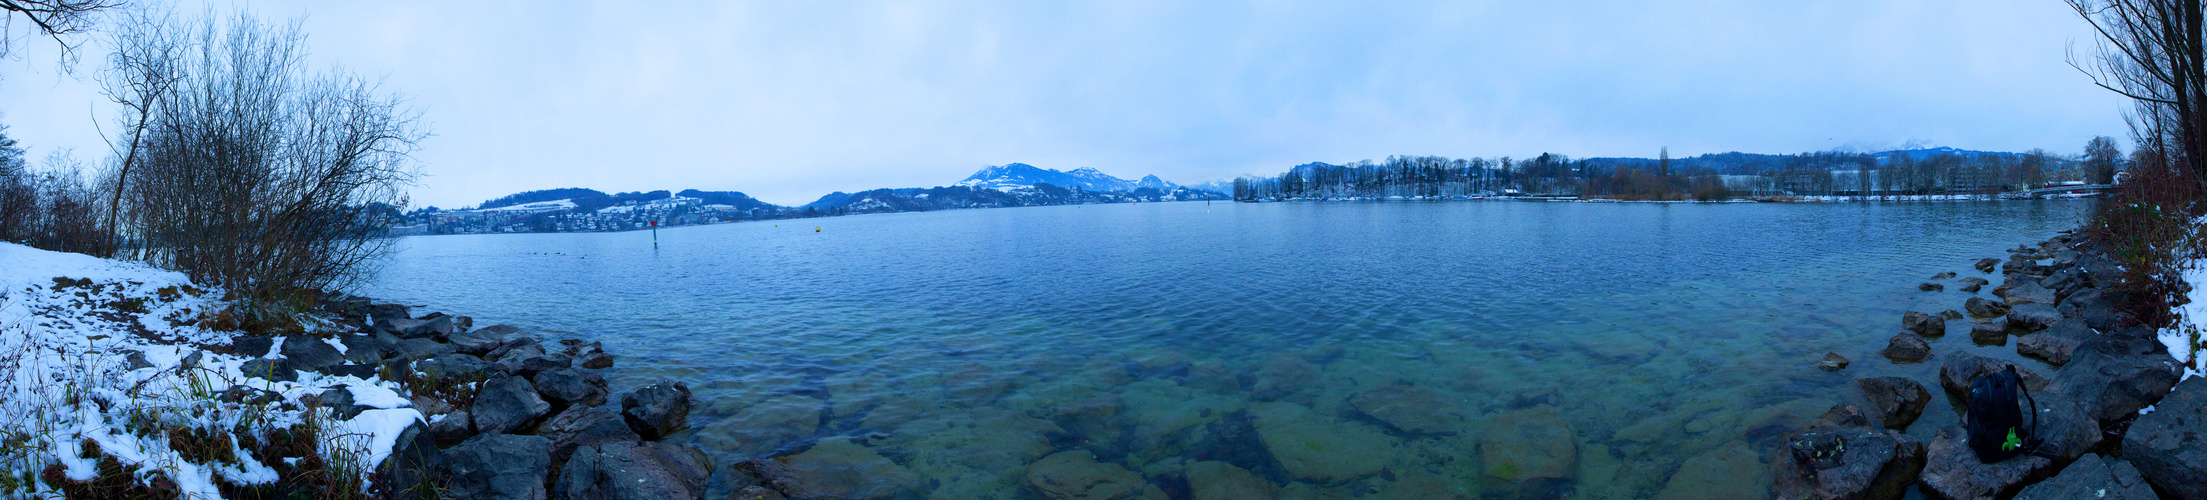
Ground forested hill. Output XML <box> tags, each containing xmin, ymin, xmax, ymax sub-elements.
<box><xmin>1580</xmin><ymin>147</ymin><xmax>2029</xmax><ymax>176</ymax></box>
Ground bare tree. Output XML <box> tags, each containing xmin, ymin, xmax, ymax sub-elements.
<box><xmin>116</xmin><ymin>12</ymin><xmax>422</xmax><ymax>319</ymax></box>
<box><xmin>2068</xmin><ymin>0</ymin><xmax>2207</xmax><ymax>188</ymax></box>
<box><xmin>0</xmin><ymin>0</ymin><xmax>123</xmax><ymax>62</ymax></box>
<box><xmin>96</xmin><ymin>6</ymin><xmax>180</xmax><ymax>255</ymax></box>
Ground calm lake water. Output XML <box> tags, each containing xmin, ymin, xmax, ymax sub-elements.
<box><xmin>365</xmin><ymin>199</ymin><xmax>2093</xmax><ymax>499</ymax></box>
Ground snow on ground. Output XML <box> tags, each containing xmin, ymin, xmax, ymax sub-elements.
<box><xmin>2169</xmin><ymin>251</ymin><xmax>2207</xmax><ymax>381</ymax></box>
<box><xmin>475</xmin><ymin>198</ymin><xmax>577</xmax><ymax>213</ymax></box>
<box><xmin>0</xmin><ymin>242</ymin><xmax>421</xmax><ymax>498</ymax></box>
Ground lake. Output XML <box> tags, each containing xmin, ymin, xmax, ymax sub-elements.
<box><xmin>363</xmin><ymin>199</ymin><xmax>2093</xmax><ymax>499</ymax></box>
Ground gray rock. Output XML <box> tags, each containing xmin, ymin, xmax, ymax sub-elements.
<box><xmin>316</xmin><ymin>363</ymin><xmax>379</xmax><ymax>380</ymax></box>
<box><xmin>531</xmin><ymin>368</ymin><xmax>608</xmax><ymax>408</ymax></box>
<box><xmin>2039</xmin><ymin>267</ymin><xmax>2091</xmax><ymax>302</ymax></box>
<box><xmin>1022</xmin><ymin>450</ymin><xmax>1151</xmax><ymax>500</ymax></box>
<box><xmin>1480</xmin><ymin>405</ymin><xmax>1576</xmax><ymax>485</ymax></box>
<box><xmin>2005</xmin><ymin>303</ymin><xmax>2061</xmax><ymax>332</ymax></box>
<box><xmin>620</xmin><ymin>380</ymin><xmax>692</xmax><ymax>440</ymax></box>
<box><xmin>731</xmin><ymin>438</ymin><xmax>921</xmax><ymax>500</ymax></box>
<box><xmin>447</xmin><ymin>326</ymin><xmax>511</xmax><ymax>356</ymax></box>
<box><xmin>1251</xmin><ymin>352</ymin><xmax>1319</xmax><ymax>402</ymax></box>
<box><xmin>372</xmin><ymin>420</ymin><xmax>440</xmax><ymax>500</ymax></box>
<box><xmin>230</xmin><ymin>334</ymin><xmax>273</xmax><ymax>356</ymax></box>
<box><xmin>539</xmin><ymin>405</ymin><xmax>640</xmax><ymax>466</ymax></box>
<box><xmin>431</xmin><ymin>410</ymin><xmax>474</xmax><ymax>448</ymax></box>
<box><xmin>414</xmin><ymin>354</ymin><xmax>490</xmax><ymax>382</ymax></box>
<box><xmin>1917</xmin><ymin>425</ymin><xmax>2052</xmax><ymax>500</ymax></box>
<box><xmin>219</xmin><ymin>385</ymin><xmax>282</xmax><ymax>405</ymax></box>
<box><xmin>2044</xmin><ymin>329</ymin><xmax>2179</xmax><ymax>425</ymax></box>
<box><xmin>2122</xmin><ymin>376</ymin><xmax>2207</xmax><ymax>498</ymax></box>
<box><xmin>1881</xmin><ymin>333</ymin><xmax>1932</xmax><ymax>363</ymax></box>
<box><xmin>1939</xmin><ymin>309</ymin><xmax>1965</xmax><ymax>321</ymax></box>
<box><xmin>1347</xmin><ymin>384</ymin><xmax>1467</xmax><ymax>434</ymax></box>
<box><xmin>1936</xmin><ymin>351</ymin><xmax>2049</xmax><ymax>402</ymax></box>
<box><xmin>1919</xmin><ymin>283</ymin><xmax>1944</xmax><ymax>292</ymax></box>
<box><xmin>1996</xmin><ymin>280</ymin><xmax>2057</xmax><ymax>306</ymax></box>
<box><xmin>281</xmin><ymin>335</ymin><xmax>345</xmax><ymax>372</ymax></box>
<box><xmin>438</xmin><ymin>433</ymin><xmax>551</xmax><ymax>500</ymax></box>
<box><xmin>493</xmin><ymin>342</ymin><xmax>572</xmax><ymax>377</ymax></box>
<box><xmin>553</xmin><ymin>441</ymin><xmax>712</xmax><ymax>500</ymax></box>
<box><xmin>365</xmin><ymin>301</ymin><xmax>412</xmax><ymax>324</ymax></box>
<box><xmin>1903</xmin><ymin>311</ymin><xmax>1945</xmax><ymax>337</ymax></box>
<box><xmin>240</xmin><ymin>358</ymin><xmax>295</xmax><ymax>382</ymax></box>
<box><xmin>395</xmin><ymin>337</ymin><xmax>453</xmax><ymax>362</ymax></box>
<box><xmin>1965</xmin><ymin>296</ymin><xmax>2010</xmax><ymax>319</ymax></box>
<box><xmin>1956</xmin><ymin>277</ymin><xmax>1990</xmax><ymax>293</ymax></box>
<box><xmin>2013</xmin><ymin>453</ymin><xmax>2156</xmax><ymax>500</ymax></box>
<box><xmin>1855</xmin><ymin>377</ymin><xmax>1930</xmax><ymax>431</ymax></box>
<box><xmin>2016</xmin><ymin>318</ymin><xmax>2092</xmax><ymax>366</ymax></box>
<box><xmin>1969</xmin><ymin>318</ymin><xmax>2010</xmax><ymax>345</ymax></box>
<box><xmin>380</xmin><ymin>315</ymin><xmax>455</xmax><ymax>340</ymax></box>
<box><xmin>1817</xmin><ymin>351</ymin><xmax>1850</xmax><ymax>372</ymax></box>
<box><xmin>1768</xmin><ymin>425</ymin><xmax>1923</xmax><ymax>500</ymax></box>
<box><xmin>338</xmin><ymin>334</ymin><xmax>384</xmax><ymax>364</ymax></box>
<box><xmin>1930</xmin><ymin>271</ymin><xmax>1957</xmax><ymax>280</ymax></box>
<box><xmin>472</xmin><ymin>374</ymin><xmax>552</xmax><ymax>435</ymax></box>
<box><xmin>122</xmin><ymin>351</ymin><xmax>154</xmax><ymax>371</ymax></box>
<box><xmin>579</xmin><ymin>351</ymin><xmax>614</xmax><ymax>370</ymax></box>
<box><xmin>1974</xmin><ymin>258</ymin><xmax>1999</xmax><ymax>273</ymax></box>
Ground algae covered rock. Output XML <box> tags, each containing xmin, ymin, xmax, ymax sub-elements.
<box><xmin>1767</xmin><ymin>424</ymin><xmax>1923</xmax><ymax>500</ymax></box>
<box><xmin>1024</xmin><ymin>450</ymin><xmax>1153</xmax><ymax>500</ymax></box>
<box><xmin>1655</xmin><ymin>440</ymin><xmax>1769</xmax><ymax>500</ymax></box>
<box><xmin>1348</xmin><ymin>384</ymin><xmax>1468</xmax><ymax>435</ymax></box>
<box><xmin>1480</xmin><ymin>405</ymin><xmax>1577</xmax><ymax>483</ymax></box>
<box><xmin>733</xmin><ymin>438</ymin><xmax>920</xmax><ymax>500</ymax></box>
<box><xmin>1185</xmin><ymin>460</ymin><xmax>1277</xmax><ymax>500</ymax></box>
<box><xmin>699</xmin><ymin>394</ymin><xmax>823</xmax><ymax>459</ymax></box>
<box><xmin>1251</xmin><ymin>401</ymin><xmax>1397</xmax><ymax>484</ymax></box>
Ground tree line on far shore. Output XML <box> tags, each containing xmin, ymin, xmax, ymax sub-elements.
<box><xmin>1234</xmin><ymin>140</ymin><xmax>2126</xmax><ymax>202</ymax></box>
<box><xmin>0</xmin><ymin>3</ymin><xmax>420</xmax><ymax>328</ymax></box>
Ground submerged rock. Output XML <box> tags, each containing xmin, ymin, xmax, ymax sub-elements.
<box><xmin>1880</xmin><ymin>333</ymin><xmax>1931</xmax><ymax>363</ymax></box>
<box><xmin>1656</xmin><ymin>440</ymin><xmax>1769</xmax><ymax>500</ymax></box>
<box><xmin>1929</xmin><ymin>271</ymin><xmax>1957</xmax><ymax>280</ymax></box>
<box><xmin>1250</xmin><ymin>353</ymin><xmax>1318</xmax><ymax>402</ymax></box>
<box><xmin>1347</xmin><ymin>384</ymin><xmax>1468</xmax><ymax>434</ymax></box>
<box><xmin>1939</xmin><ymin>309</ymin><xmax>1965</xmax><ymax>321</ymax></box>
<box><xmin>1251</xmin><ymin>402</ymin><xmax>1397</xmax><ymax>484</ymax></box>
<box><xmin>1024</xmin><ymin>450</ymin><xmax>1154</xmax><ymax>500</ymax></box>
<box><xmin>1185</xmin><ymin>461</ymin><xmax>1277</xmax><ymax>500</ymax></box>
<box><xmin>1919</xmin><ymin>283</ymin><xmax>1944</xmax><ymax>292</ymax></box>
<box><xmin>699</xmin><ymin>394</ymin><xmax>822</xmax><ymax>459</ymax></box>
<box><xmin>733</xmin><ymin>438</ymin><xmax>920</xmax><ymax>500</ymax></box>
<box><xmin>1480</xmin><ymin>405</ymin><xmax>1577</xmax><ymax>484</ymax></box>
<box><xmin>1855</xmin><ymin>377</ymin><xmax>1929</xmax><ymax>432</ymax></box>
<box><xmin>2122</xmin><ymin>376</ymin><xmax>2207</xmax><ymax>498</ymax></box>
<box><xmin>2012</xmin><ymin>453</ymin><xmax>2155</xmax><ymax>500</ymax></box>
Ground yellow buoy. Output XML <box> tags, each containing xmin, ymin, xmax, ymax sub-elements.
<box><xmin>815</xmin><ymin>227</ymin><xmax>821</xmax><ymax>232</ymax></box>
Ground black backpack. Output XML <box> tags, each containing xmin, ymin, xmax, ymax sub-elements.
<box><xmin>1965</xmin><ymin>364</ymin><xmax>2042</xmax><ymax>463</ymax></box>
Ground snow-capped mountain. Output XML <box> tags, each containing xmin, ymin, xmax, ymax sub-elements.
<box><xmin>956</xmin><ymin>163</ymin><xmax>1140</xmax><ymax>192</ymax></box>
<box><xmin>1135</xmin><ymin>174</ymin><xmax>1178</xmax><ymax>190</ymax></box>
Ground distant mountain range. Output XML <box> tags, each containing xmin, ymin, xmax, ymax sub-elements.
<box><xmin>402</xmin><ymin>163</ymin><xmax>1230</xmax><ymax>234</ymax></box>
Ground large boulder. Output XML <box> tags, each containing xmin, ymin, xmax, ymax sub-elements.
<box><xmin>449</xmin><ymin>325</ymin><xmax>521</xmax><ymax>356</ymax></box>
<box><xmin>1480</xmin><ymin>405</ymin><xmax>1577</xmax><ymax>485</ymax></box>
<box><xmin>395</xmin><ymin>337</ymin><xmax>454</xmax><ymax>362</ymax></box>
<box><xmin>538</xmin><ymin>405</ymin><xmax>640</xmax><ymax>466</ymax></box>
<box><xmin>1347</xmin><ymin>384</ymin><xmax>1468</xmax><ymax>434</ymax></box>
<box><xmin>1917</xmin><ymin>426</ymin><xmax>2052</xmax><ymax>500</ymax></box>
<box><xmin>2012</xmin><ymin>453</ymin><xmax>2156</xmax><ymax>500</ymax></box>
<box><xmin>699</xmin><ymin>394</ymin><xmax>824</xmax><ymax>459</ymax></box>
<box><xmin>1024</xmin><ymin>450</ymin><xmax>1153</xmax><ymax>500</ymax></box>
<box><xmin>281</xmin><ymin>335</ymin><xmax>346</xmax><ymax>372</ymax></box>
<box><xmin>1902</xmin><ymin>311</ymin><xmax>1945</xmax><ymax>337</ymax></box>
<box><xmin>365</xmin><ymin>301</ymin><xmax>412</xmax><ymax>324</ymax></box>
<box><xmin>1655</xmin><ymin>440</ymin><xmax>1769</xmax><ymax>500</ymax></box>
<box><xmin>240</xmin><ymin>358</ymin><xmax>295</xmax><ymax>382</ymax></box>
<box><xmin>2004</xmin><ymin>303</ymin><xmax>2061</xmax><ymax>332</ymax></box>
<box><xmin>730</xmin><ymin>438</ymin><xmax>921</xmax><ymax>500</ymax></box>
<box><xmin>472</xmin><ymin>374</ymin><xmax>552</xmax><ymax>434</ymax></box>
<box><xmin>1250</xmin><ymin>352</ymin><xmax>1318</xmax><ymax>402</ymax></box>
<box><xmin>552</xmin><ymin>441</ymin><xmax>712</xmax><ymax>500</ymax></box>
<box><xmin>1855</xmin><ymin>377</ymin><xmax>1930</xmax><ymax>431</ymax></box>
<box><xmin>1880</xmin><ymin>333</ymin><xmax>1932</xmax><ymax>363</ymax></box>
<box><xmin>2015</xmin><ymin>318</ymin><xmax>2092</xmax><ymax>366</ymax></box>
<box><xmin>1768</xmin><ymin>424</ymin><xmax>1924</xmax><ymax>500</ymax></box>
<box><xmin>438</xmin><ymin>433</ymin><xmax>551</xmax><ymax>500</ymax></box>
<box><xmin>379</xmin><ymin>315</ymin><xmax>455</xmax><ymax>340</ymax></box>
<box><xmin>492</xmin><ymin>341</ymin><xmax>572</xmax><ymax>377</ymax></box>
<box><xmin>1964</xmin><ymin>297</ymin><xmax>2009</xmax><ymax>319</ymax></box>
<box><xmin>620</xmin><ymin>380</ymin><xmax>692</xmax><ymax>440</ymax></box>
<box><xmin>338</xmin><ymin>334</ymin><xmax>386</xmax><ymax>364</ymax></box>
<box><xmin>431</xmin><ymin>410</ymin><xmax>474</xmax><ymax>448</ymax></box>
<box><xmin>1935</xmin><ymin>351</ymin><xmax>2048</xmax><ymax>402</ymax></box>
<box><xmin>1969</xmin><ymin>319</ymin><xmax>2010</xmax><ymax>345</ymax></box>
<box><xmin>2043</xmin><ymin>329</ymin><xmax>2179</xmax><ymax>425</ymax></box>
<box><xmin>2122</xmin><ymin>376</ymin><xmax>2207</xmax><ymax>498</ymax></box>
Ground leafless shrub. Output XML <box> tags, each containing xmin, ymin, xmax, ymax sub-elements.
<box><xmin>112</xmin><ymin>11</ymin><xmax>421</xmax><ymax>322</ymax></box>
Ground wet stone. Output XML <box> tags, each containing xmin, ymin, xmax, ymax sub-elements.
<box><xmin>552</xmin><ymin>441</ymin><xmax>713</xmax><ymax>500</ymax></box>
<box><xmin>1965</xmin><ymin>296</ymin><xmax>2009</xmax><ymax>319</ymax></box>
<box><xmin>1902</xmin><ymin>311</ymin><xmax>1944</xmax><ymax>337</ymax></box>
<box><xmin>1655</xmin><ymin>440</ymin><xmax>1768</xmax><ymax>500</ymax></box>
<box><xmin>1023</xmin><ymin>450</ymin><xmax>1153</xmax><ymax>500</ymax></box>
<box><xmin>1184</xmin><ymin>460</ymin><xmax>1277</xmax><ymax>500</ymax></box>
<box><xmin>734</xmin><ymin>438</ymin><xmax>920</xmax><ymax>500</ymax></box>
<box><xmin>1969</xmin><ymin>319</ymin><xmax>2009</xmax><ymax>345</ymax></box>
<box><xmin>1855</xmin><ymin>377</ymin><xmax>1929</xmax><ymax>432</ymax></box>
<box><xmin>1252</xmin><ymin>401</ymin><xmax>1398</xmax><ymax>485</ymax></box>
<box><xmin>620</xmin><ymin>379</ymin><xmax>693</xmax><ymax>441</ymax></box>
<box><xmin>1816</xmin><ymin>351</ymin><xmax>1850</xmax><ymax>371</ymax></box>
<box><xmin>699</xmin><ymin>394</ymin><xmax>821</xmax><ymax>459</ymax></box>
<box><xmin>1880</xmin><ymin>333</ymin><xmax>1931</xmax><ymax>363</ymax></box>
<box><xmin>1768</xmin><ymin>425</ymin><xmax>1924</xmax><ymax>500</ymax></box>
<box><xmin>2005</xmin><ymin>303</ymin><xmax>2061</xmax><ymax>332</ymax></box>
<box><xmin>1480</xmin><ymin>405</ymin><xmax>1577</xmax><ymax>484</ymax></box>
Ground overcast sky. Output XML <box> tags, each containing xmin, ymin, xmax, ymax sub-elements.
<box><xmin>0</xmin><ymin>1</ymin><xmax>2136</xmax><ymax>208</ymax></box>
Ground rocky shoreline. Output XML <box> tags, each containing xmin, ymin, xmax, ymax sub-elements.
<box><xmin>299</xmin><ymin>297</ymin><xmax>714</xmax><ymax>499</ymax></box>
<box><xmin>1773</xmin><ymin>230</ymin><xmax>2201</xmax><ymax>499</ymax></box>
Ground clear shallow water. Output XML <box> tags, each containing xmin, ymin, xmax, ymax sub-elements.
<box><xmin>365</xmin><ymin>199</ymin><xmax>2092</xmax><ymax>499</ymax></box>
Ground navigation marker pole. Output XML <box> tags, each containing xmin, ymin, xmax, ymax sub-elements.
<box><xmin>650</xmin><ymin>220</ymin><xmax>659</xmax><ymax>248</ymax></box>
